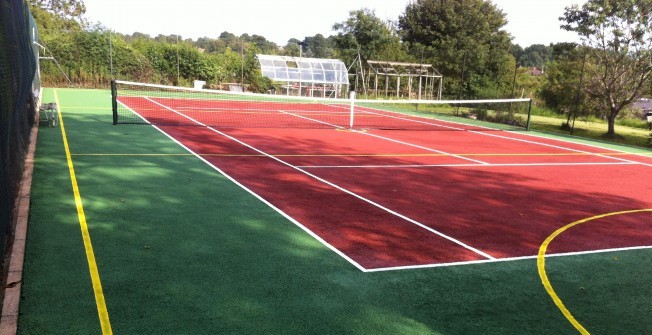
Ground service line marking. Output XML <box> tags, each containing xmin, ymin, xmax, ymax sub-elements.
<box><xmin>147</xmin><ymin>98</ymin><xmax>496</xmax><ymax>264</ymax></box>
<box><xmin>279</xmin><ymin>109</ymin><xmax>489</xmax><ymax>165</ymax></box>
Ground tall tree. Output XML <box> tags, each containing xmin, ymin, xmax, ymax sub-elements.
<box><xmin>561</xmin><ymin>0</ymin><xmax>652</xmax><ymax>136</ymax></box>
<box><xmin>332</xmin><ymin>8</ymin><xmax>408</xmax><ymax>66</ymax></box>
<box><xmin>29</xmin><ymin>0</ymin><xmax>85</xmax><ymax>22</ymax></box>
<box><xmin>399</xmin><ymin>0</ymin><xmax>513</xmax><ymax>98</ymax></box>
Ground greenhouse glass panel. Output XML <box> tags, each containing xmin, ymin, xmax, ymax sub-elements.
<box><xmin>256</xmin><ymin>54</ymin><xmax>349</xmax><ymax>85</ymax></box>
<box><xmin>300</xmin><ymin>69</ymin><xmax>313</xmax><ymax>81</ymax></box>
<box><xmin>288</xmin><ymin>68</ymin><xmax>300</xmax><ymax>80</ymax></box>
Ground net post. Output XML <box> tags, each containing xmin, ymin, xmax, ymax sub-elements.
<box><xmin>349</xmin><ymin>91</ymin><xmax>356</xmax><ymax>129</ymax></box>
<box><xmin>111</xmin><ymin>79</ymin><xmax>118</xmax><ymax>125</ymax></box>
<box><xmin>526</xmin><ymin>98</ymin><xmax>533</xmax><ymax>131</ymax></box>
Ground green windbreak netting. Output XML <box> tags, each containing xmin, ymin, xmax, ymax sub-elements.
<box><xmin>0</xmin><ymin>0</ymin><xmax>38</xmax><ymax>266</ymax></box>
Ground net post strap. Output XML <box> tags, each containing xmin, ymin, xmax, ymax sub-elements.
<box><xmin>111</xmin><ymin>79</ymin><xmax>118</xmax><ymax>125</ymax></box>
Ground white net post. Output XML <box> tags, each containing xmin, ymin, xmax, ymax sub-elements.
<box><xmin>349</xmin><ymin>91</ymin><xmax>356</xmax><ymax>129</ymax></box>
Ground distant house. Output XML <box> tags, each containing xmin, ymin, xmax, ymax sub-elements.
<box><xmin>528</xmin><ymin>67</ymin><xmax>544</xmax><ymax>76</ymax></box>
<box><xmin>631</xmin><ymin>98</ymin><xmax>652</xmax><ymax>119</ymax></box>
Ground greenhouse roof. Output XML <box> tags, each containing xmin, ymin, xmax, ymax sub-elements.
<box><xmin>257</xmin><ymin>54</ymin><xmax>349</xmax><ymax>85</ymax></box>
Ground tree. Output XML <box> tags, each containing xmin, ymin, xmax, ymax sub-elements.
<box><xmin>399</xmin><ymin>0</ymin><xmax>513</xmax><ymax>99</ymax></box>
<box><xmin>303</xmin><ymin>34</ymin><xmax>334</xmax><ymax>58</ymax></box>
<box><xmin>561</xmin><ymin>0</ymin><xmax>652</xmax><ymax>136</ymax></box>
<box><xmin>540</xmin><ymin>45</ymin><xmax>584</xmax><ymax>114</ymax></box>
<box><xmin>519</xmin><ymin>44</ymin><xmax>553</xmax><ymax>68</ymax></box>
<box><xmin>29</xmin><ymin>0</ymin><xmax>85</xmax><ymax>22</ymax></box>
<box><xmin>332</xmin><ymin>8</ymin><xmax>408</xmax><ymax>66</ymax></box>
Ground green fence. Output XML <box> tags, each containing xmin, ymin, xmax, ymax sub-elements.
<box><xmin>0</xmin><ymin>0</ymin><xmax>39</xmax><ymax>271</ymax></box>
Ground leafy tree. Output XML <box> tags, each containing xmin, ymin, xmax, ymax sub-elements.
<box><xmin>332</xmin><ymin>8</ymin><xmax>408</xmax><ymax>66</ymax></box>
<box><xmin>29</xmin><ymin>0</ymin><xmax>85</xmax><ymax>22</ymax></box>
<box><xmin>399</xmin><ymin>0</ymin><xmax>513</xmax><ymax>98</ymax></box>
<box><xmin>561</xmin><ymin>0</ymin><xmax>652</xmax><ymax>136</ymax></box>
<box><xmin>29</xmin><ymin>0</ymin><xmax>83</xmax><ymax>32</ymax></box>
<box><xmin>282</xmin><ymin>39</ymin><xmax>301</xmax><ymax>56</ymax></box>
<box><xmin>303</xmin><ymin>34</ymin><xmax>334</xmax><ymax>58</ymax></box>
<box><xmin>519</xmin><ymin>44</ymin><xmax>553</xmax><ymax>68</ymax></box>
<box><xmin>510</xmin><ymin>44</ymin><xmax>524</xmax><ymax>64</ymax></box>
<box><xmin>540</xmin><ymin>45</ymin><xmax>584</xmax><ymax>114</ymax></box>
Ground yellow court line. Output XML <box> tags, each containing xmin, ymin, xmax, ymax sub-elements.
<box><xmin>55</xmin><ymin>91</ymin><xmax>113</xmax><ymax>335</ymax></box>
<box><xmin>537</xmin><ymin>209</ymin><xmax>652</xmax><ymax>335</ymax></box>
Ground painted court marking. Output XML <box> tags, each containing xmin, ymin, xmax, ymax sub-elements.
<box><xmin>537</xmin><ymin>209</ymin><xmax>652</xmax><ymax>335</ymax></box>
<box><xmin>56</xmin><ymin>91</ymin><xmax>113</xmax><ymax>335</ymax></box>
<box><xmin>145</xmin><ymin>97</ymin><xmax>496</xmax><ymax>262</ymax></box>
<box><xmin>119</xmin><ymin>96</ymin><xmax>652</xmax><ymax>275</ymax></box>
<box><xmin>278</xmin><ymin>108</ymin><xmax>489</xmax><ymax>165</ymax></box>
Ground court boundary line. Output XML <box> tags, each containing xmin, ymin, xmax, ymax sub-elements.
<box><xmin>329</xmin><ymin>100</ymin><xmax>500</xmax><ymax>131</ymax></box>
<box><xmin>146</xmin><ymin>97</ymin><xmax>497</xmax><ymax>263</ymax></box>
<box><xmin>56</xmin><ymin>91</ymin><xmax>113</xmax><ymax>334</ymax></box>
<box><xmin>472</xmin><ymin>130</ymin><xmax>652</xmax><ymax>167</ymax></box>
<box><xmin>69</xmin><ymin>152</ymin><xmax>651</xmax><ymax>159</ymax></box>
<box><xmin>498</xmin><ymin>130</ymin><xmax>652</xmax><ymax>166</ymax></box>
<box><xmin>332</xmin><ymin>101</ymin><xmax>652</xmax><ymax>166</ymax></box>
<box><xmin>537</xmin><ymin>209</ymin><xmax>652</xmax><ymax>335</ymax></box>
<box><xmin>297</xmin><ymin>162</ymin><xmax>637</xmax><ymax>169</ymax></box>
<box><xmin>118</xmin><ymin>101</ymin><xmax>367</xmax><ymax>272</ymax></box>
<box><xmin>366</xmin><ymin>244</ymin><xmax>652</xmax><ymax>273</ymax></box>
<box><xmin>278</xmin><ymin>109</ymin><xmax>489</xmax><ymax>165</ymax></box>
<box><xmin>119</xmin><ymin>98</ymin><xmax>652</xmax><ymax>273</ymax></box>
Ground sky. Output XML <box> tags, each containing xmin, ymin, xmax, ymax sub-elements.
<box><xmin>81</xmin><ymin>0</ymin><xmax>586</xmax><ymax>47</ymax></box>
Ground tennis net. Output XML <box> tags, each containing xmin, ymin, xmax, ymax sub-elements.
<box><xmin>112</xmin><ymin>80</ymin><xmax>532</xmax><ymax>131</ymax></box>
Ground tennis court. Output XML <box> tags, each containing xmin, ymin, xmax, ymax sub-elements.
<box><xmin>18</xmin><ymin>87</ymin><xmax>652</xmax><ymax>334</ymax></box>
<box><xmin>114</xmin><ymin>82</ymin><xmax>652</xmax><ymax>271</ymax></box>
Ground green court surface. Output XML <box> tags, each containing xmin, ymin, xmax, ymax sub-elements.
<box><xmin>18</xmin><ymin>88</ymin><xmax>652</xmax><ymax>334</ymax></box>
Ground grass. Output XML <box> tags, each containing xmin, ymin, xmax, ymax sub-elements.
<box><xmin>525</xmin><ymin>111</ymin><xmax>652</xmax><ymax>148</ymax></box>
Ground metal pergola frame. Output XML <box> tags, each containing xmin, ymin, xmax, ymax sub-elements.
<box><xmin>257</xmin><ymin>54</ymin><xmax>350</xmax><ymax>98</ymax></box>
<box><xmin>361</xmin><ymin>60</ymin><xmax>443</xmax><ymax>100</ymax></box>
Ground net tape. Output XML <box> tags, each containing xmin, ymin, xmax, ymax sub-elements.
<box><xmin>112</xmin><ymin>80</ymin><xmax>532</xmax><ymax>131</ymax></box>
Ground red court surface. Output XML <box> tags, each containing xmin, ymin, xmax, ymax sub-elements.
<box><xmin>119</xmin><ymin>97</ymin><xmax>652</xmax><ymax>271</ymax></box>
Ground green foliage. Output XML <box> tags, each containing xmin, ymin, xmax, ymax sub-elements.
<box><xmin>561</xmin><ymin>0</ymin><xmax>652</xmax><ymax>135</ymax></box>
<box><xmin>332</xmin><ymin>8</ymin><xmax>409</xmax><ymax>66</ymax></box>
<box><xmin>29</xmin><ymin>0</ymin><xmax>86</xmax><ymax>22</ymax></box>
<box><xmin>517</xmin><ymin>44</ymin><xmax>553</xmax><ymax>68</ymax></box>
<box><xmin>539</xmin><ymin>46</ymin><xmax>583</xmax><ymax>112</ymax></box>
<box><xmin>398</xmin><ymin>0</ymin><xmax>514</xmax><ymax>99</ymax></box>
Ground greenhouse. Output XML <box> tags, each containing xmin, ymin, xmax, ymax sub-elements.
<box><xmin>257</xmin><ymin>54</ymin><xmax>350</xmax><ymax>98</ymax></box>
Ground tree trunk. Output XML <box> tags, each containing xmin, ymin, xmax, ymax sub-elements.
<box><xmin>606</xmin><ymin>108</ymin><xmax>618</xmax><ymax>136</ymax></box>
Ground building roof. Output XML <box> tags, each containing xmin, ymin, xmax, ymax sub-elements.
<box><xmin>633</xmin><ymin>98</ymin><xmax>652</xmax><ymax>111</ymax></box>
<box><xmin>256</xmin><ymin>54</ymin><xmax>349</xmax><ymax>85</ymax></box>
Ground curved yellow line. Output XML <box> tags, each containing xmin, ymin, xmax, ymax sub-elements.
<box><xmin>537</xmin><ymin>209</ymin><xmax>652</xmax><ymax>335</ymax></box>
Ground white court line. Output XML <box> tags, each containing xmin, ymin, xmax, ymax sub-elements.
<box><xmin>147</xmin><ymin>98</ymin><xmax>496</xmax><ymax>264</ymax></box>
<box><xmin>366</xmin><ymin>245</ymin><xmax>652</xmax><ymax>272</ymax></box>
<box><xmin>123</xmin><ymin>98</ymin><xmax>651</xmax><ymax>273</ymax></box>
<box><xmin>139</xmin><ymin>98</ymin><xmax>367</xmax><ymax>271</ymax></box>
<box><xmin>278</xmin><ymin>110</ymin><xmax>346</xmax><ymax>129</ymax></box>
<box><xmin>279</xmin><ymin>109</ymin><xmax>489</xmax><ymax>165</ymax></box>
<box><xmin>332</xmin><ymin>102</ymin><xmax>652</xmax><ymax>167</ymax></box>
<box><xmin>297</xmin><ymin>162</ymin><xmax>638</xmax><ymax>169</ymax></box>
<box><xmin>471</xmin><ymin>130</ymin><xmax>652</xmax><ymax>167</ymax></box>
<box><xmin>117</xmin><ymin>98</ymin><xmax>151</xmax><ymax>124</ymax></box>
<box><xmin>329</xmin><ymin>102</ymin><xmax>500</xmax><ymax>131</ymax></box>
<box><xmin>488</xmin><ymin>130</ymin><xmax>652</xmax><ymax>167</ymax></box>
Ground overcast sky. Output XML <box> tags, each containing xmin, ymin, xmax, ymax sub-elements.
<box><xmin>81</xmin><ymin>0</ymin><xmax>585</xmax><ymax>47</ymax></box>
